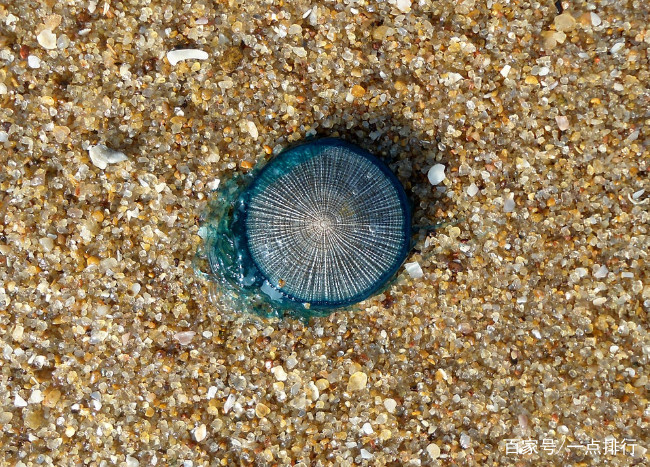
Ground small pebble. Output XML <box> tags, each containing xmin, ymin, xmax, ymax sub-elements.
<box><xmin>360</xmin><ymin>449</ymin><xmax>373</xmax><ymax>459</ymax></box>
<box><xmin>230</xmin><ymin>376</ymin><xmax>246</xmax><ymax>391</ymax></box>
<box><xmin>57</xmin><ymin>34</ymin><xmax>70</xmax><ymax>49</ymax></box>
<box><xmin>555</xmin><ymin>115</ymin><xmax>569</xmax><ymax>131</ymax></box>
<box><xmin>503</xmin><ymin>194</ymin><xmax>516</xmax><ymax>212</ymax></box>
<box><xmin>173</xmin><ymin>331</ymin><xmax>196</xmax><ymax>346</ymax></box>
<box><xmin>351</xmin><ymin>84</ymin><xmax>366</xmax><ymax>98</ymax></box>
<box><xmin>88</xmin><ymin>144</ymin><xmax>128</xmax><ymax>170</ymax></box>
<box><xmin>12</xmin><ymin>325</ymin><xmax>24</xmax><ymax>342</ymax></box>
<box><xmin>52</xmin><ymin>125</ymin><xmax>70</xmax><ymax>143</ymax></box>
<box><xmin>28</xmin><ymin>389</ymin><xmax>44</xmax><ymax>404</ymax></box>
<box><xmin>255</xmin><ymin>403</ymin><xmax>270</xmax><ymax>418</ymax></box>
<box><xmin>525</xmin><ymin>75</ymin><xmax>539</xmax><ymax>85</ymax></box>
<box><xmin>629</xmin><ymin>188</ymin><xmax>644</xmax><ymax>200</ymax></box>
<box><xmin>207</xmin><ymin>179</ymin><xmax>221</xmax><ymax>191</ymax></box>
<box><xmin>372</xmin><ymin>25</ymin><xmax>393</xmax><ymax>41</ymax></box>
<box><xmin>285</xmin><ymin>355</ymin><xmax>298</xmax><ymax>370</ymax></box>
<box><xmin>427</xmin><ymin>443</ymin><xmax>441</xmax><ymax>459</ymax></box>
<box><xmin>246</xmin><ymin>121</ymin><xmax>259</xmax><ymax>140</ymax></box>
<box><xmin>272</xmin><ymin>366</ymin><xmax>288</xmax><ymax>381</ymax></box>
<box><xmin>43</xmin><ymin>389</ymin><xmax>61</xmax><ymax>408</ymax></box>
<box><xmin>427</xmin><ymin>163</ymin><xmax>446</xmax><ymax>185</ymax></box>
<box><xmin>384</xmin><ymin>398</ymin><xmax>397</xmax><ymax>413</ymax></box>
<box><xmin>193</xmin><ymin>424</ymin><xmax>207</xmax><ymax>442</ymax></box>
<box><xmin>347</xmin><ymin>371</ymin><xmax>367</xmax><ymax>391</ymax></box>
<box><xmin>39</xmin><ymin>237</ymin><xmax>54</xmax><ymax>251</ymax></box>
<box><xmin>500</xmin><ymin>64</ymin><xmax>511</xmax><ymax>78</ymax></box>
<box><xmin>404</xmin><ymin>261</ymin><xmax>424</xmax><ymax>279</ymax></box>
<box><xmin>554</xmin><ymin>13</ymin><xmax>576</xmax><ymax>32</ymax></box>
<box><xmin>442</xmin><ymin>73</ymin><xmax>463</xmax><ymax>86</ymax></box>
<box><xmin>593</xmin><ymin>265</ymin><xmax>608</xmax><ymax>279</ymax></box>
<box><xmin>466</xmin><ymin>183</ymin><xmax>479</xmax><ymax>197</ymax></box>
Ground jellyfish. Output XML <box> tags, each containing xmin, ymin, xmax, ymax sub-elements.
<box><xmin>198</xmin><ymin>138</ymin><xmax>412</xmax><ymax>319</ymax></box>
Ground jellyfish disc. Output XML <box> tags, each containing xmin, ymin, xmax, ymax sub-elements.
<box><xmin>243</xmin><ymin>138</ymin><xmax>411</xmax><ymax>309</ymax></box>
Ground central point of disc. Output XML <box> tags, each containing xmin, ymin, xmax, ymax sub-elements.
<box><xmin>313</xmin><ymin>213</ymin><xmax>335</xmax><ymax>232</ymax></box>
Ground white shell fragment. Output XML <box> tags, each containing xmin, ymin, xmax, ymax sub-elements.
<box><xmin>628</xmin><ymin>189</ymin><xmax>648</xmax><ymax>205</ymax></box>
<box><xmin>166</xmin><ymin>49</ymin><xmax>209</xmax><ymax>66</ymax></box>
<box><xmin>14</xmin><ymin>394</ymin><xmax>28</xmax><ymax>408</ymax></box>
<box><xmin>88</xmin><ymin>144</ymin><xmax>128</xmax><ymax>170</ymax></box>
<box><xmin>610</xmin><ymin>42</ymin><xmax>625</xmax><ymax>54</ymax></box>
<box><xmin>427</xmin><ymin>163</ymin><xmax>446</xmax><ymax>185</ymax></box>
<box><xmin>37</xmin><ymin>29</ymin><xmax>57</xmax><ymax>50</ymax></box>
<box><xmin>395</xmin><ymin>0</ymin><xmax>412</xmax><ymax>13</ymax></box>
<box><xmin>590</xmin><ymin>13</ymin><xmax>602</xmax><ymax>27</ymax></box>
<box><xmin>27</xmin><ymin>56</ymin><xmax>41</xmax><ymax>69</ymax></box>
<box><xmin>223</xmin><ymin>394</ymin><xmax>236</xmax><ymax>413</ymax></box>
<box><xmin>404</xmin><ymin>261</ymin><xmax>424</xmax><ymax>279</ymax></box>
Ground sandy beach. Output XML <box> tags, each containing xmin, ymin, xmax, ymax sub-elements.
<box><xmin>0</xmin><ymin>0</ymin><xmax>648</xmax><ymax>465</ymax></box>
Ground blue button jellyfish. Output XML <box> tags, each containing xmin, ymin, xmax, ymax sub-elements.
<box><xmin>199</xmin><ymin>138</ymin><xmax>412</xmax><ymax>319</ymax></box>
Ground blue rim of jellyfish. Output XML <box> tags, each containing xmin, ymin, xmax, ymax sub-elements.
<box><xmin>236</xmin><ymin>137</ymin><xmax>412</xmax><ymax>311</ymax></box>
